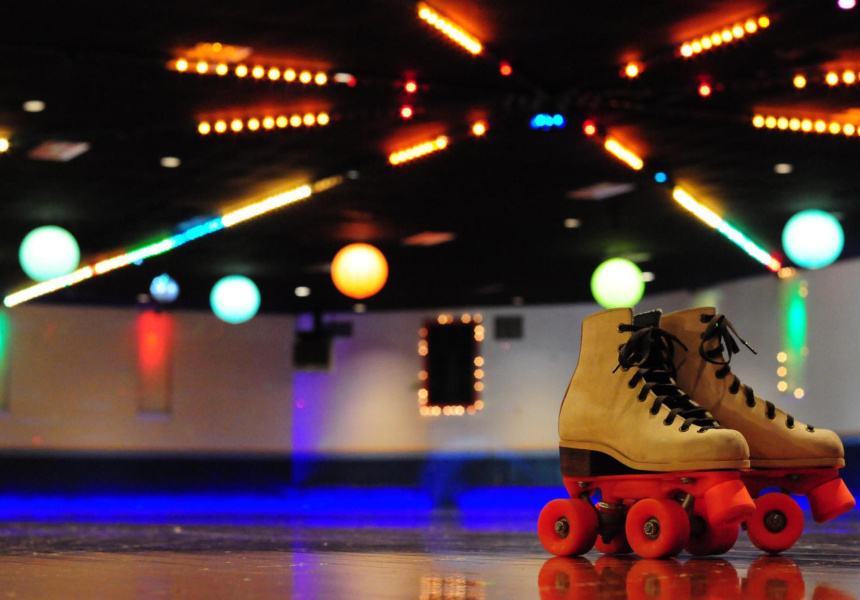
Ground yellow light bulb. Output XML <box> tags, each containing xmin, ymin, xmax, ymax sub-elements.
<box><xmin>681</xmin><ymin>44</ymin><xmax>693</xmax><ymax>57</ymax></box>
<box><xmin>196</xmin><ymin>61</ymin><xmax>209</xmax><ymax>74</ymax></box>
<box><xmin>764</xmin><ymin>116</ymin><xmax>777</xmax><ymax>128</ymax></box>
<box><xmin>303</xmin><ymin>113</ymin><xmax>316</xmax><ymax>126</ymax></box>
<box><xmin>625</xmin><ymin>63</ymin><xmax>639</xmax><ymax>78</ymax></box>
<box><xmin>814</xmin><ymin>120</ymin><xmax>826</xmax><ymax>133</ymax></box>
<box><xmin>777</xmin><ymin>366</ymin><xmax>788</xmax><ymax>377</ymax></box>
<box><xmin>214</xmin><ymin>120</ymin><xmax>227</xmax><ymax>133</ymax></box>
<box><xmin>752</xmin><ymin>114</ymin><xmax>765</xmax><ymax>127</ymax></box>
<box><xmin>826</xmin><ymin>72</ymin><xmax>839</xmax><ymax>86</ymax></box>
<box><xmin>215</xmin><ymin>63</ymin><xmax>228</xmax><ymax>76</ymax></box>
<box><xmin>262</xmin><ymin>116</ymin><xmax>275</xmax><ymax>129</ymax></box>
<box><xmin>691</xmin><ymin>41</ymin><xmax>702</xmax><ymax>53</ymax></box>
<box><xmin>276</xmin><ymin>116</ymin><xmax>288</xmax><ymax>128</ymax></box>
<box><xmin>711</xmin><ymin>33</ymin><xmax>722</xmax><ymax>46</ymax></box>
<box><xmin>230</xmin><ymin>118</ymin><xmax>243</xmax><ymax>132</ymax></box>
<box><xmin>315</xmin><ymin>72</ymin><xmax>328</xmax><ymax>85</ymax></box>
<box><xmin>701</xmin><ymin>37</ymin><xmax>712</xmax><ymax>49</ymax></box>
<box><xmin>777</xmin><ymin>352</ymin><xmax>787</xmax><ymax>362</ymax></box>
<box><xmin>290</xmin><ymin>115</ymin><xmax>302</xmax><ymax>127</ymax></box>
<box><xmin>732</xmin><ymin>25</ymin><xmax>744</xmax><ymax>38</ymax></box>
<box><xmin>247</xmin><ymin>118</ymin><xmax>260</xmax><ymax>131</ymax></box>
<box><xmin>844</xmin><ymin>123</ymin><xmax>856</xmax><ymax>136</ymax></box>
<box><xmin>0</xmin><ymin>138</ymin><xmax>10</xmax><ymax>152</ymax></box>
<box><xmin>793</xmin><ymin>75</ymin><xmax>806</xmax><ymax>88</ymax></box>
<box><xmin>777</xmin><ymin>117</ymin><xmax>788</xmax><ymax>129</ymax></box>
<box><xmin>472</xmin><ymin>122</ymin><xmax>487</xmax><ymax>136</ymax></box>
<box><xmin>789</xmin><ymin>118</ymin><xmax>800</xmax><ymax>131</ymax></box>
<box><xmin>721</xmin><ymin>29</ymin><xmax>733</xmax><ymax>42</ymax></box>
<box><xmin>268</xmin><ymin>67</ymin><xmax>281</xmax><ymax>80</ymax></box>
<box><xmin>829</xmin><ymin>122</ymin><xmax>841</xmax><ymax>134</ymax></box>
<box><xmin>777</xmin><ymin>381</ymin><xmax>788</xmax><ymax>392</ymax></box>
<box><xmin>235</xmin><ymin>65</ymin><xmax>248</xmax><ymax>78</ymax></box>
<box><xmin>745</xmin><ymin>19</ymin><xmax>757</xmax><ymax>33</ymax></box>
<box><xmin>758</xmin><ymin>16</ymin><xmax>770</xmax><ymax>28</ymax></box>
<box><xmin>252</xmin><ymin>66</ymin><xmax>265</xmax><ymax>79</ymax></box>
<box><xmin>317</xmin><ymin>113</ymin><xmax>330</xmax><ymax>126</ymax></box>
<box><xmin>175</xmin><ymin>59</ymin><xmax>189</xmax><ymax>72</ymax></box>
<box><xmin>801</xmin><ymin>119</ymin><xmax>812</xmax><ymax>132</ymax></box>
<box><xmin>299</xmin><ymin>71</ymin><xmax>312</xmax><ymax>84</ymax></box>
<box><xmin>284</xmin><ymin>69</ymin><xmax>296</xmax><ymax>82</ymax></box>
<box><xmin>844</xmin><ymin>70</ymin><xmax>856</xmax><ymax>85</ymax></box>
<box><xmin>794</xmin><ymin>388</ymin><xmax>804</xmax><ymax>399</ymax></box>
<box><xmin>198</xmin><ymin>121</ymin><xmax>211</xmax><ymax>135</ymax></box>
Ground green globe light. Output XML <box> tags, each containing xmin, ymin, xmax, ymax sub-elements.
<box><xmin>210</xmin><ymin>275</ymin><xmax>260</xmax><ymax>324</ymax></box>
<box><xmin>19</xmin><ymin>225</ymin><xmax>80</xmax><ymax>282</ymax></box>
<box><xmin>782</xmin><ymin>210</ymin><xmax>843</xmax><ymax>269</ymax></box>
<box><xmin>591</xmin><ymin>258</ymin><xmax>645</xmax><ymax>308</ymax></box>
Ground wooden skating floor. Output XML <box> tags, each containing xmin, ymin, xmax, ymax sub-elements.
<box><xmin>0</xmin><ymin>506</ymin><xmax>857</xmax><ymax>599</ymax></box>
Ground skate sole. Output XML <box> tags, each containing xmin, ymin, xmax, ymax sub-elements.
<box><xmin>750</xmin><ymin>456</ymin><xmax>845</xmax><ymax>468</ymax></box>
<box><xmin>559</xmin><ymin>442</ymin><xmax>750</xmax><ymax>475</ymax></box>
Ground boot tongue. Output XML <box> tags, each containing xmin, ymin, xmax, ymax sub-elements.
<box><xmin>633</xmin><ymin>309</ymin><xmax>662</xmax><ymax>329</ymax></box>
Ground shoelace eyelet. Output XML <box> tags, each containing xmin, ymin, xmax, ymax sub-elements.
<box><xmin>786</xmin><ymin>420</ymin><xmax>795</xmax><ymax>429</ymax></box>
<box><xmin>649</xmin><ymin>408</ymin><xmax>659</xmax><ymax>416</ymax></box>
<box><xmin>627</xmin><ymin>380</ymin><xmax>636</xmax><ymax>389</ymax></box>
<box><xmin>680</xmin><ymin>426</ymin><xmax>690</xmax><ymax>433</ymax></box>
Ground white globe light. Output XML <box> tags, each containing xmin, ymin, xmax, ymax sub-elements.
<box><xmin>782</xmin><ymin>210</ymin><xmax>844</xmax><ymax>269</ymax></box>
<box><xmin>19</xmin><ymin>225</ymin><xmax>80</xmax><ymax>281</ymax></box>
<box><xmin>150</xmin><ymin>274</ymin><xmax>180</xmax><ymax>303</ymax></box>
<box><xmin>590</xmin><ymin>258</ymin><xmax>645</xmax><ymax>308</ymax></box>
<box><xmin>210</xmin><ymin>275</ymin><xmax>260</xmax><ymax>324</ymax></box>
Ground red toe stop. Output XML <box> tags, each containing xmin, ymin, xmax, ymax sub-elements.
<box><xmin>808</xmin><ymin>478</ymin><xmax>855</xmax><ymax>523</ymax></box>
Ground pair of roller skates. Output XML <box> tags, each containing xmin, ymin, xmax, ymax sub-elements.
<box><xmin>538</xmin><ymin>307</ymin><xmax>854</xmax><ymax>559</ymax></box>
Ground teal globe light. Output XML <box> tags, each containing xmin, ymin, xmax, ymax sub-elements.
<box><xmin>19</xmin><ymin>225</ymin><xmax>80</xmax><ymax>281</ymax></box>
<box><xmin>210</xmin><ymin>275</ymin><xmax>260</xmax><ymax>324</ymax></box>
<box><xmin>591</xmin><ymin>258</ymin><xmax>645</xmax><ymax>308</ymax></box>
<box><xmin>782</xmin><ymin>210</ymin><xmax>843</xmax><ymax>269</ymax></box>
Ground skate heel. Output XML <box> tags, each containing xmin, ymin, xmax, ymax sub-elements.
<box><xmin>560</xmin><ymin>447</ymin><xmax>647</xmax><ymax>478</ymax></box>
<box><xmin>808</xmin><ymin>477</ymin><xmax>855</xmax><ymax>523</ymax></box>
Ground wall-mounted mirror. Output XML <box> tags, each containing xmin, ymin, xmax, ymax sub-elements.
<box><xmin>418</xmin><ymin>315</ymin><xmax>484</xmax><ymax>416</ymax></box>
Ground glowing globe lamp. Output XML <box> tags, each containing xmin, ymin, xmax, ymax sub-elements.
<box><xmin>782</xmin><ymin>210</ymin><xmax>843</xmax><ymax>269</ymax></box>
<box><xmin>19</xmin><ymin>225</ymin><xmax>80</xmax><ymax>282</ymax></box>
<box><xmin>331</xmin><ymin>243</ymin><xmax>389</xmax><ymax>299</ymax></box>
<box><xmin>150</xmin><ymin>273</ymin><xmax>179</xmax><ymax>304</ymax></box>
<box><xmin>591</xmin><ymin>258</ymin><xmax>645</xmax><ymax>308</ymax></box>
<box><xmin>210</xmin><ymin>275</ymin><xmax>260</xmax><ymax>324</ymax></box>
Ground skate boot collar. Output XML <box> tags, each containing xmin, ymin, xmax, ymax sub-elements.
<box><xmin>633</xmin><ymin>309</ymin><xmax>662</xmax><ymax>328</ymax></box>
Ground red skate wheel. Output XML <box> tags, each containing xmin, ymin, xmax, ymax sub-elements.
<box><xmin>625</xmin><ymin>559</ymin><xmax>689</xmax><ymax>600</ymax></box>
<box><xmin>625</xmin><ymin>498</ymin><xmax>690</xmax><ymax>559</ymax></box>
<box><xmin>807</xmin><ymin>478</ymin><xmax>855</xmax><ymax>523</ymax></box>
<box><xmin>537</xmin><ymin>557</ymin><xmax>600</xmax><ymax>600</ymax></box>
<box><xmin>701</xmin><ymin>478</ymin><xmax>756</xmax><ymax>526</ymax></box>
<box><xmin>743</xmin><ymin>556</ymin><xmax>805</xmax><ymax>600</ymax></box>
<box><xmin>685</xmin><ymin>520</ymin><xmax>739</xmax><ymax>556</ymax></box>
<box><xmin>746</xmin><ymin>493</ymin><xmax>804</xmax><ymax>554</ymax></box>
<box><xmin>594</xmin><ymin>530</ymin><xmax>633</xmax><ymax>555</ymax></box>
<box><xmin>538</xmin><ymin>498</ymin><xmax>599</xmax><ymax>556</ymax></box>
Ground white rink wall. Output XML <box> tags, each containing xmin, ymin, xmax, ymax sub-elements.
<box><xmin>0</xmin><ymin>257</ymin><xmax>859</xmax><ymax>455</ymax></box>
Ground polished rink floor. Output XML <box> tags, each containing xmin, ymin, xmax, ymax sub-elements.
<box><xmin>0</xmin><ymin>506</ymin><xmax>857</xmax><ymax>599</ymax></box>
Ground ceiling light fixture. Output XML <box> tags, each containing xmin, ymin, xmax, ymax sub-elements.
<box><xmin>23</xmin><ymin>100</ymin><xmax>45</xmax><ymax>113</ymax></box>
<box><xmin>389</xmin><ymin>136</ymin><xmax>449</xmax><ymax>165</ymax></box>
<box><xmin>753</xmin><ymin>113</ymin><xmax>858</xmax><ymax>136</ymax></box>
<box><xmin>160</xmin><ymin>157</ymin><xmax>181</xmax><ymax>168</ymax></box>
<box><xmin>170</xmin><ymin>58</ymin><xmax>327</xmax><ymax>86</ymax></box>
<box><xmin>680</xmin><ymin>16</ymin><xmax>768</xmax><ymax>58</ymax></box>
<box><xmin>295</xmin><ymin>286</ymin><xmax>311</xmax><ymax>297</ymax></box>
<box><xmin>197</xmin><ymin>112</ymin><xmax>330</xmax><ymax>135</ymax></box>
<box><xmin>604</xmin><ymin>138</ymin><xmax>644</xmax><ymax>170</ymax></box>
<box><xmin>672</xmin><ymin>187</ymin><xmax>781</xmax><ymax>272</ymax></box>
<box><xmin>774</xmin><ymin>163</ymin><xmax>793</xmax><ymax>174</ymax></box>
<box><xmin>471</xmin><ymin>121</ymin><xmax>486</xmax><ymax>136</ymax></box>
<box><xmin>0</xmin><ymin>138</ymin><xmax>9</xmax><ymax>152</ymax></box>
<box><xmin>3</xmin><ymin>181</ymin><xmax>328</xmax><ymax>308</ymax></box>
<box><xmin>624</xmin><ymin>62</ymin><xmax>640</xmax><ymax>78</ymax></box>
<box><xmin>416</xmin><ymin>2</ymin><xmax>482</xmax><ymax>55</ymax></box>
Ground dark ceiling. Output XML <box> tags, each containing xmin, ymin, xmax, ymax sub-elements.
<box><xmin>0</xmin><ymin>0</ymin><xmax>858</xmax><ymax>314</ymax></box>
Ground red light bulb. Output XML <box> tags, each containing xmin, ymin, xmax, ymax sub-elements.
<box><xmin>499</xmin><ymin>61</ymin><xmax>512</xmax><ymax>76</ymax></box>
<box><xmin>400</xmin><ymin>105</ymin><xmax>414</xmax><ymax>119</ymax></box>
<box><xmin>698</xmin><ymin>83</ymin><xmax>712</xmax><ymax>97</ymax></box>
<box><xmin>405</xmin><ymin>80</ymin><xmax>417</xmax><ymax>93</ymax></box>
<box><xmin>583</xmin><ymin>120</ymin><xmax>597</xmax><ymax>136</ymax></box>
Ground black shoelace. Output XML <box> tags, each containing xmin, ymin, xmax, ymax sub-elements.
<box><xmin>699</xmin><ymin>313</ymin><xmax>812</xmax><ymax>431</ymax></box>
<box><xmin>615</xmin><ymin>323</ymin><xmax>719</xmax><ymax>433</ymax></box>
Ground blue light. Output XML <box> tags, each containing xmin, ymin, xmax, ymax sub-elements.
<box><xmin>531</xmin><ymin>113</ymin><xmax>566</xmax><ymax>130</ymax></box>
<box><xmin>150</xmin><ymin>274</ymin><xmax>179</xmax><ymax>303</ymax></box>
<box><xmin>654</xmin><ymin>172</ymin><xmax>668</xmax><ymax>183</ymax></box>
<box><xmin>782</xmin><ymin>210</ymin><xmax>844</xmax><ymax>269</ymax></box>
<box><xmin>210</xmin><ymin>275</ymin><xmax>260</xmax><ymax>324</ymax></box>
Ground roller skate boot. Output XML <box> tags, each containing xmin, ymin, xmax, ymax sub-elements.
<box><xmin>538</xmin><ymin>308</ymin><xmax>755</xmax><ymax>559</ymax></box>
<box><xmin>660</xmin><ymin>308</ymin><xmax>856</xmax><ymax>554</ymax></box>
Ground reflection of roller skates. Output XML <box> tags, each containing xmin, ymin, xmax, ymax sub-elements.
<box><xmin>538</xmin><ymin>309</ymin><xmax>755</xmax><ymax>559</ymax></box>
<box><xmin>661</xmin><ymin>308</ymin><xmax>856</xmax><ymax>554</ymax></box>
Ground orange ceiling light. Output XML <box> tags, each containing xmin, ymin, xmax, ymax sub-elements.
<box><xmin>471</xmin><ymin>121</ymin><xmax>487</xmax><ymax>136</ymax></box>
<box><xmin>417</xmin><ymin>2</ymin><xmax>482</xmax><ymax>55</ymax></box>
<box><xmin>604</xmin><ymin>138</ymin><xmax>644</xmax><ymax>170</ymax></box>
<box><xmin>752</xmin><ymin>113</ymin><xmax>859</xmax><ymax>137</ymax></box>
<box><xmin>680</xmin><ymin>15</ymin><xmax>769</xmax><ymax>58</ymax></box>
<box><xmin>198</xmin><ymin>112</ymin><xmax>331</xmax><ymax>136</ymax></box>
<box><xmin>389</xmin><ymin>136</ymin><xmax>449</xmax><ymax>165</ymax></box>
<box><xmin>170</xmin><ymin>58</ymin><xmax>327</xmax><ymax>86</ymax></box>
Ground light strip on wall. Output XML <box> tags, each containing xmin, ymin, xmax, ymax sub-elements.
<box><xmin>416</xmin><ymin>3</ymin><xmax>482</xmax><ymax>55</ymax></box>
<box><xmin>4</xmin><ymin>184</ymin><xmax>317</xmax><ymax>307</ymax></box>
<box><xmin>604</xmin><ymin>138</ymin><xmax>644</xmax><ymax>170</ymax></box>
<box><xmin>673</xmin><ymin>187</ymin><xmax>781</xmax><ymax>272</ymax></box>
<box><xmin>753</xmin><ymin>113</ymin><xmax>858</xmax><ymax>136</ymax></box>
<box><xmin>680</xmin><ymin>16</ymin><xmax>769</xmax><ymax>57</ymax></box>
<box><xmin>389</xmin><ymin>136</ymin><xmax>449</xmax><ymax>165</ymax></box>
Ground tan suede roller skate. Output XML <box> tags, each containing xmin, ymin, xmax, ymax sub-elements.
<box><xmin>538</xmin><ymin>308</ymin><xmax>755</xmax><ymax>559</ymax></box>
<box><xmin>660</xmin><ymin>307</ymin><xmax>856</xmax><ymax>554</ymax></box>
